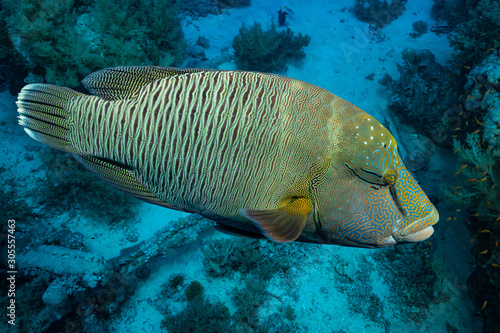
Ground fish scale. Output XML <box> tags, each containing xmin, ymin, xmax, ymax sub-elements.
<box><xmin>16</xmin><ymin>66</ymin><xmax>439</xmax><ymax>247</ymax></box>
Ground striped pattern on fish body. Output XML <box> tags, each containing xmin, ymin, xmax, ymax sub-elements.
<box><xmin>17</xmin><ymin>66</ymin><xmax>439</xmax><ymax>247</ymax></box>
<box><xmin>68</xmin><ymin>69</ymin><xmax>337</xmax><ymax>226</ymax></box>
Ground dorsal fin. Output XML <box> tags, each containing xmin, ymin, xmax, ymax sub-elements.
<box><xmin>81</xmin><ymin>66</ymin><xmax>210</xmax><ymax>101</ymax></box>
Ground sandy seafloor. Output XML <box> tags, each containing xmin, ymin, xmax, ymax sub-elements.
<box><xmin>0</xmin><ymin>0</ymin><xmax>484</xmax><ymax>332</ymax></box>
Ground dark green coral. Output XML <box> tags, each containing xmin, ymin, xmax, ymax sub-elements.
<box><xmin>380</xmin><ymin>48</ymin><xmax>461</xmax><ymax>147</ymax></box>
<box><xmin>232</xmin><ymin>21</ymin><xmax>311</xmax><ymax>73</ymax></box>
<box><xmin>184</xmin><ymin>280</ymin><xmax>204</xmax><ymax>302</ymax></box>
<box><xmin>352</xmin><ymin>0</ymin><xmax>407</xmax><ymax>29</ymax></box>
<box><xmin>2</xmin><ymin>0</ymin><xmax>185</xmax><ymax>87</ymax></box>
<box><xmin>438</xmin><ymin>0</ymin><xmax>500</xmax><ymax>69</ymax></box>
<box><xmin>202</xmin><ymin>238</ymin><xmax>295</xmax><ymax>279</ymax></box>
<box><xmin>35</xmin><ymin>149</ymin><xmax>138</xmax><ymax>225</ymax></box>
<box><xmin>161</xmin><ymin>297</ymin><xmax>231</xmax><ymax>333</ymax></box>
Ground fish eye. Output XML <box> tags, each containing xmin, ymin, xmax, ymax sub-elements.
<box><xmin>383</xmin><ymin>170</ymin><xmax>397</xmax><ymax>185</ymax></box>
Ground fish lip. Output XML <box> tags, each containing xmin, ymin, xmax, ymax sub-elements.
<box><xmin>393</xmin><ymin>207</ymin><xmax>439</xmax><ymax>237</ymax></box>
<box><xmin>393</xmin><ymin>226</ymin><xmax>434</xmax><ymax>243</ymax></box>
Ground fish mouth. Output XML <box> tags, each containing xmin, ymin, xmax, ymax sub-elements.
<box><xmin>391</xmin><ymin>207</ymin><xmax>439</xmax><ymax>243</ymax></box>
<box><xmin>332</xmin><ymin>207</ymin><xmax>439</xmax><ymax>248</ymax></box>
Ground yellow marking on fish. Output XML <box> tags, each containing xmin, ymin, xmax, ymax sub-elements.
<box><xmin>477</xmin><ymin>177</ymin><xmax>487</xmax><ymax>182</ymax></box>
<box><xmin>479</xmin><ymin>250</ymin><xmax>488</xmax><ymax>255</ymax></box>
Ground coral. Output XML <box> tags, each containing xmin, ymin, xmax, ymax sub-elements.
<box><xmin>2</xmin><ymin>0</ymin><xmax>185</xmax><ymax>87</ymax></box>
<box><xmin>335</xmin><ymin>257</ymin><xmax>387</xmax><ymax>325</ymax></box>
<box><xmin>50</xmin><ymin>261</ymin><xmax>139</xmax><ymax>332</ymax></box>
<box><xmin>375</xmin><ymin>245</ymin><xmax>438</xmax><ymax>320</ymax></box>
<box><xmin>381</xmin><ymin>49</ymin><xmax>461</xmax><ymax>146</ymax></box>
<box><xmin>231</xmin><ymin>276</ymin><xmax>267</xmax><ymax>328</ymax></box>
<box><xmin>445</xmin><ymin>133</ymin><xmax>499</xmax><ymax>219</ymax></box>
<box><xmin>217</xmin><ymin>0</ymin><xmax>250</xmax><ymax>8</ymax></box>
<box><xmin>134</xmin><ymin>265</ymin><xmax>151</xmax><ymax>280</ymax></box>
<box><xmin>431</xmin><ymin>0</ymin><xmax>468</xmax><ymax>26</ymax></box>
<box><xmin>52</xmin><ymin>230</ymin><xmax>86</xmax><ymax>251</ymax></box>
<box><xmin>0</xmin><ymin>165</ymin><xmax>43</xmax><ymax>222</ymax></box>
<box><xmin>378</xmin><ymin>72</ymin><xmax>395</xmax><ymax>88</ymax></box>
<box><xmin>441</xmin><ymin>35</ymin><xmax>500</xmax><ymax>333</ymax></box>
<box><xmin>351</xmin><ymin>0</ymin><xmax>407</xmax><ymax>29</ymax></box>
<box><xmin>161</xmin><ymin>297</ymin><xmax>231</xmax><ymax>333</ymax></box>
<box><xmin>410</xmin><ymin>20</ymin><xmax>428</xmax><ymax>38</ymax></box>
<box><xmin>232</xmin><ymin>21</ymin><xmax>311</xmax><ymax>73</ymax></box>
<box><xmin>464</xmin><ymin>50</ymin><xmax>500</xmax><ymax>157</ymax></box>
<box><xmin>168</xmin><ymin>273</ymin><xmax>185</xmax><ymax>290</ymax></box>
<box><xmin>34</xmin><ymin>149</ymin><xmax>138</xmax><ymax>225</ymax></box>
<box><xmin>442</xmin><ymin>0</ymin><xmax>500</xmax><ymax>69</ymax></box>
<box><xmin>185</xmin><ymin>280</ymin><xmax>204</xmax><ymax>301</ymax></box>
<box><xmin>282</xmin><ymin>304</ymin><xmax>296</xmax><ymax>321</ymax></box>
<box><xmin>444</xmin><ymin>131</ymin><xmax>500</xmax><ymax>331</ymax></box>
<box><xmin>0</xmin><ymin>273</ymin><xmax>53</xmax><ymax>332</ymax></box>
<box><xmin>202</xmin><ymin>238</ymin><xmax>299</xmax><ymax>279</ymax></box>
<box><xmin>180</xmin><ymin>0</ymin><xmax>220</xmax><ymax>16</ymax></box>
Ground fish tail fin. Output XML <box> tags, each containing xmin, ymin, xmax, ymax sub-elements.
<box><xmin>17</xmin><ymin>83</ymin><xmax>84</xmax><ymax>153</ymax></box>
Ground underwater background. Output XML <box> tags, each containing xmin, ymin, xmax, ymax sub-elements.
<box><xmin>0</xmin><ymin>0</ymin><xmax>499</xmax><ymax>332</ymax></box>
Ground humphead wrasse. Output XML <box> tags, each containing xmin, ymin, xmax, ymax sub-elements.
<box><xmin>16</xmin><ymin>67</ymin><xmax>438</xmax><ymax>248</ymax></box>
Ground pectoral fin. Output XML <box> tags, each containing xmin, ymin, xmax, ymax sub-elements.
<box><xmin>240</xmin><ymin>197</ymin><xmax>312</xmax><ymax>243</ymax></box>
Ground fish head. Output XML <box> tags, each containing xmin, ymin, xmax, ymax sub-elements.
<box><xmin>313</xmin><ymin>112</ymin><xmax>439</xmax><ymax>248</ymax></box>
